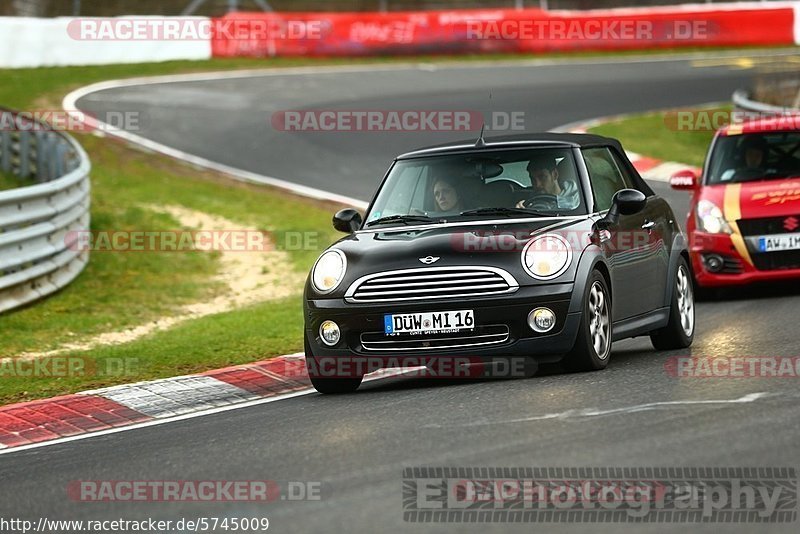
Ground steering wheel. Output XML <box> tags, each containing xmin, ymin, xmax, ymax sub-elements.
<box><xmin>409</xmin><ymin>208</ymin><xmax>429</xmax><ymax>216</ymax></box>
<box><xmin>522</xmin><ymin>194</ymin><xmax>559</xmax><ymax>210</ymax></box>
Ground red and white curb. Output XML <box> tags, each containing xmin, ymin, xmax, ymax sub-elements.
<box><xmin>0</xmin><ymin>354</ymin><xmax>306</xmax><ymax>450</ymax></box>
<box><xmin>630</xmin><ymin>152</ymin><xmax>700</xmax><ymax>184</ymax></box>
<box><xmin>0</xmin><ymin>354</ymin><xmax>415</xmax><ymax>452</ymax></box>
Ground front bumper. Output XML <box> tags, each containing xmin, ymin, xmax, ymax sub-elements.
<box><xmin>304</xmin><ymin>283</ymin><xmax>580</xmax><ymax>365</ymax></box>
<box><xmin>691</xmin><ymin>232</ymin><xmax>800</xmax><ymax>287</ymax></box>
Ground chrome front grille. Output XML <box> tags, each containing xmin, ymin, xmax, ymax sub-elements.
<box><xmin>360</xmin><ymin>325</ymin><xmax>510</xmax><ymax>352</ymax></box>
<box><xmin>344</xmin><ymin>266</ymin><xmax>518</xmax><ymax>303</ymax></box>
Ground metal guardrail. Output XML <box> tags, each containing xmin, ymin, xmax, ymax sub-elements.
<box><xmin>0</xmin><ymin>108</ymin><xmax>91</xmax><ymax>313</ymax></box>
<box><xmin>732</xmin><ymin>89</ymin><xmax>798</xmax><ymax>115</ymax></box>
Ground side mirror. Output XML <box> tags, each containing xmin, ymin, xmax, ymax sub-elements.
<box><xmin>670</xmin><ymin>169</ymin><xmax>699</xmax><ymax>190</ymax></box>
<box><xmin>333</xmin><ymin>209</ymin><xmax>362</xmax><ymax>233</ymax></box>
<box><xmin>600</xmin><ymin>189</ymin><xmax>646</xmax><ymax>225</ymax></box>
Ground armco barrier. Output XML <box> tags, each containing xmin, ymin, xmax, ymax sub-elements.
<box><xmin>211</xmin><ymin>3</ymin><xmax>799</xmax><ymax>58</ymax></box>
<box><xmin>0</xmin><ymin>109</ymin><xmax>91</xmax><ymax>313</ymax></box>
<box><xmin>733</xmin><ymin>89</ymin><xmax>799</xmax><ymax>115</ymax></box>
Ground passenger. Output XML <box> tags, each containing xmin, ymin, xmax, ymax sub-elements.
<box><xmin>432</xmin><ymin>177</ymin><xmax>465</xmax><ymax>213</ymax></box>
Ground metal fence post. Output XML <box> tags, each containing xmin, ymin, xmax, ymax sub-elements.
<box><xmin>0</xmin><ymin>130</ymin><xmax>10</xmax><ymax>174</ymax></box>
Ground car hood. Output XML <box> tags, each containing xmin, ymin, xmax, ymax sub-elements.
<box><xmin>315</xmin><ymin>217</ymin><xmax>593</xmax><ymax>296</ymax></box>
<box><xmin>737</xmin><ymin>177</ymin><xmax>800</xmax><ymax>218</ymax></box>
<box><xmin>703</xmin><ymin>177</ymin><xmax>800</xmax><ymax>221</ymax></box>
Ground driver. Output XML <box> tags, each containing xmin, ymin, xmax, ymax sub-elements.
<box><xmin>516</xmin><ymin>156</ymin><xmax>580</xmax><ymax>210</ymax></box>
<box><xmin>741</xmin><ymin>136</ymin><xmax>768</xmax><ymax>172</ymax></box>
<box><xmin>720</xmin><ymin>136</ymin><xmax>770</xmax><ymax>182</ymax></box>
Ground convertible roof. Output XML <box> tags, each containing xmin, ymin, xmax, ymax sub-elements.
<box><xmin>397</xmin><ymin>132</ymin><xmax>623</xmax><ymax>159</ymax></box>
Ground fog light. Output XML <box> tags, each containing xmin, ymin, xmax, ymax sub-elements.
<box><xmin>528</xmin><ymin>308</ymin><xmax>556</xmax><ymax>333</ymax></box>
<box><xmin>703</xmin><ymin>254</ymin><xmax>724</xmax><ymax>273</ymax></box>
<box><xmin>319</xmin><ymin>320</ymin><xmax>341</xmax><ymax>346</ymax></box>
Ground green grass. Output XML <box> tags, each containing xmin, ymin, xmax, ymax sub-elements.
<box><xmin>0</xmin><ymin>135</ymin><xmax>341</xmax><ymax>361</ymax></box>
<box><xmin>0</xmin><ymin>296</ymin><xmax>304</xmax><ymax>404</ymax></box>
<box><xmin>589</xmin><ymin>105</ymin><xmax>729</xmax><ymax>168</ymax></box>
<box><xmin>0</xmin><ymin>170</ymin><xmax>36</xmax><ymax>191</ymax></box>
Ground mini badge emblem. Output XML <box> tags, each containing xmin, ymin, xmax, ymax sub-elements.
<box><xmin>419</xmin><ymin>256</ymin><xmax>440</xmax><ymax>265</ymax></box>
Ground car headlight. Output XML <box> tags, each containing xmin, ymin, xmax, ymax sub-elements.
<box><xmin>697</xmin><ymin>200</ymin><xmax>732</xmax><ymax>235</ymax></box>
<box><xmin>522</xmin><ymin>234</ymin><xmax>572</xmax><ymax>280</ymax></box>
<box><xmin>312</xmin><ymin>249</ymin><xmax>347</xmax><ymax>294</ymax></box>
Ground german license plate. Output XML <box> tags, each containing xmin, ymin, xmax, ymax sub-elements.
<box><xmin>758</xmin><ymin>233</ymin><xmax>800</xmax><ymax>252</ymax></box>
<box><xmin>384</xmin><ymin>310</ymin><xmax>474</xmax><ymax>336</ymax></box>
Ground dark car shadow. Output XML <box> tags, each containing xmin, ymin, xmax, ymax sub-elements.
<box><xmin>698</xmin><ymin>279</ymin><xmax>800</xmax><ymax>302</ymax></box>
<box><xmin>353</xmin><ymin>347</ymin><xmax>657</xmax><ymax>394</ymax></box>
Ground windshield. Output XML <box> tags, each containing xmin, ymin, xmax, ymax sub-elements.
<box><xmin>365</xmin><ymin>148</ymin><xmax>586</xmax><ymax>227</ymax></box>
<box><xmin>707</xmin><ymin>132</ymin><xmax>800</xmax><ymax>185</ymax></box>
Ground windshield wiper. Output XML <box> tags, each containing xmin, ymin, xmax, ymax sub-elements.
<box><xmin>366</xmin><ymin>214</ymin><xmax>438</xmax><ymax>227</ymax></box>
<box><xmin>459</xmin><ymin>207</ymin><xmax>550</xmax><ymax>218</ymax></box>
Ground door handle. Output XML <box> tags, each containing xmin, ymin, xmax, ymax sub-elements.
<box><xmin>641</xmin><ymin>221</ymin><xmax>656</xmax><ymax>230</ymax></box>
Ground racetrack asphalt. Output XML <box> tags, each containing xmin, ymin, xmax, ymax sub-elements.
<box><xmin>2</xmin><ymin>52</ymin><xmax>799</xmax><ymax>533</ymax></box>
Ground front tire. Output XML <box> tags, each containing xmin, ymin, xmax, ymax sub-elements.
<box><xmin>304</xmin><ymin>340</ymin><xmax>363</xmax><ymax>394</ymax></box>
<box><xmin>565</xmin><ymin>271</ymin><xmax>612</xmax><ymax>371</ymax></box>
<box><xmin>650</xmin><ymin>257</ymin><xmax>695</xmax><ymax>350</ymax></box>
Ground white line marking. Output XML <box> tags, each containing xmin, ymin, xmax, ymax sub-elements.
<box><xmin>0</xmin><ymin>360</ymin><xmax>417</xmax><ymax>456</ymax></box>
<box><xmin>0</xmin><ymin>388</ymin><xmax>316</xmax><ymax>457</ymax></box>
<box><xmin>63</xmin><ymin>49</ymin><xmax>796</xmax><ymax>210</ymax></box>
<box><xmin>62</xmin><ymin>47</ymin><xmax>800</xmax><ymax>93</ymax></box>
<box><xmin>63</xmin><ymin>87</ymin><xmax>369</xmax><ymax>209</ymax></box>
<box><xmin>427</xmin><ymin>392</ymin><xmax>773</xmax><ymax>428</ymax></box>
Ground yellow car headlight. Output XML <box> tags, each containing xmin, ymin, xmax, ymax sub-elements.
<box><xmin>522</xmin><ymin>234</ymin><xmax>572</xmax><ymax>280</ymax></box>
<box><xmin>312</xmin><ymin>249</ymin><xmax>347</xmax><ymax>293</ymax></box>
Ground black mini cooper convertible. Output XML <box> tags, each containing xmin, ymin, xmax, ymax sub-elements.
<box><xmin>304</xmin><ymin>133</ymin><xmax>694</xmax><ymax>393</ymax></box>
